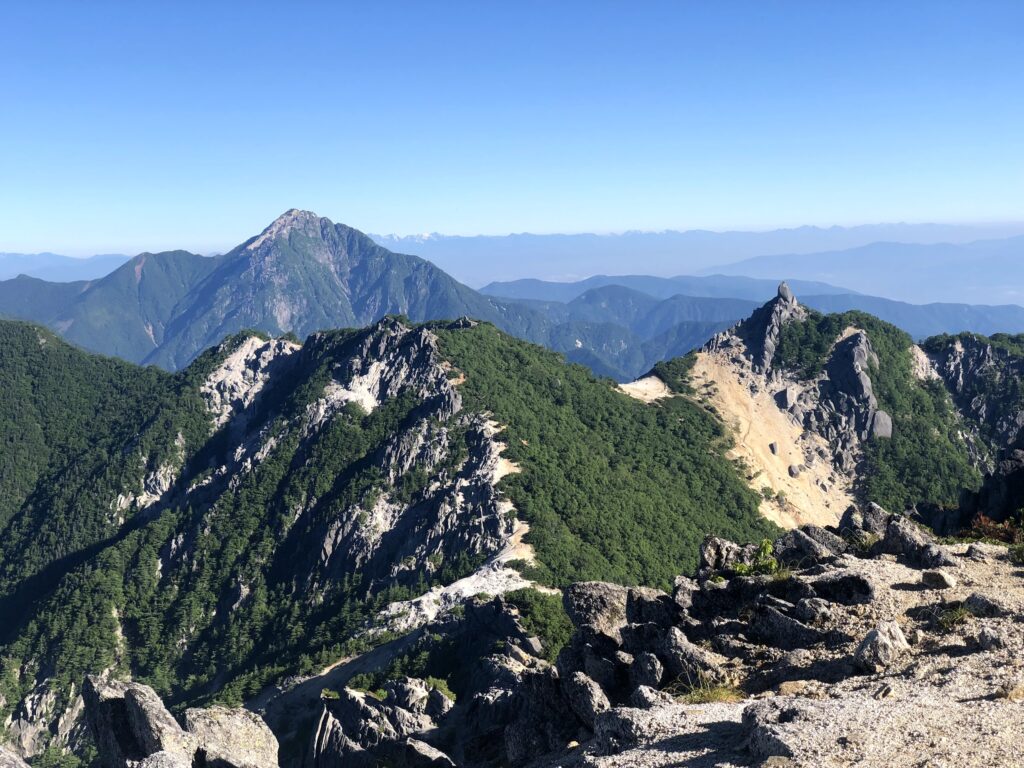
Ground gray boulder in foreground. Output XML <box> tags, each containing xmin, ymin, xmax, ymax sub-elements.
<box><xmin>854</xmin><ymin>621</ymin><xmax>911</xmax><ymax>673</ymax></box>
<box><xmin>82</xmin><ymin>677</ymin><xmax>277</xmax><ymax>768</ymax></box>
<box><xmin>184</xmin><ymin>707</ymin><xmax>277</xmax><ymax>768</ymax></box>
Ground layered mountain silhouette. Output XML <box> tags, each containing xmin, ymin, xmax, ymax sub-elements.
<box><xmin>3</xmin><ymin>210</ymin><xmax>1024</xmax><ymax>380</ymax></box>
<box><xmin>710</xmin><ymin>236</ymin><xmax>1024</xmax><ymax>305</ymax></box>
<box><xmin>0</xmin><ymin>211</ymin><xmax>759</xmax><ymax>378</ymax></box>
<box><xmin>0</xmin><ymin>211</ymin><xmax>534</xmax><ymax>369</ymax></box>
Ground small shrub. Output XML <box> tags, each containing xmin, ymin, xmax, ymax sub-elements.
<box><xmin>845</xmin><ymin>531</ymin><xmax>880</xmax><ymax>555</ymax></box>
<box><xmin>426</xmin><ymin>675</ymin><xmax>457</xmax><ymax>702</ymax></box>
<box><xmin>938</xmin><ymin>604</ymin><xmax>972</xmax><ymax>631</ymax></box>
<box><xmin>962</xmin><ymin>515</ymin><xmax>1021</xmax><ymax>545</ymax></box>
<box><xmin>1009</xmin><ymin>543</ymin><xmax>1024</xmax><ymax>566</ymax></box>
<box><xmin>667</xmin><ymin>674</ymin><xmax>744</xmax><ymax>704</ymax></box>
<box><xmin>503</xmin><ymin>588</ymin><xmax>573</xmax><ymax>663</ymax></box>
<box><xmin>732</xmin><ymin>538</ymin><xmax>780</xmax><ymax>577</ymax></box>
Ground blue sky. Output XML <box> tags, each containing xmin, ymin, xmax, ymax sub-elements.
<box><xmin>1</xmin><ymin>1</ymin><xmax>1022</xmax><ymax>254</ymax></box>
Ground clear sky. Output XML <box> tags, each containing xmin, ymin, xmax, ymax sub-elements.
<box><xmin>2</xmin><ymin>1</ymin><xmax>1022</xmax><ymax>254</ymax></box>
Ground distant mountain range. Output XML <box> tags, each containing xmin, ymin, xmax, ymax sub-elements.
<box><xmin>373</xmin><ymin>222</ymin><xmax>1024</xmax><ymax>287</ymax></box>
<box><xmin>481</xmin><ymin>274</ymin><xmax>855</xmax><ymax>302</ymax></box>
<box><xmin>3</xmin><ymin>211</ymin><xmax>1024</xmax><ymax>381</ymax></box>
<box><xmin>710</xmin><ymin>236</ymin><xmax>1024</xmax><ymax>305</ymax></box>
<box><xmin>484</xmin><ymin>276</ymin><xmax>1024</xmax><ymax>342</ymax></box>
<box><xmin>0</xmin><ymin>252</ymin><xmax>130</xmax><ymax>282</ymax></box>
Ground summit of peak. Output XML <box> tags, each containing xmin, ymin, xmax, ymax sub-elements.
<box><xmin>248</xmin><ymin>209</ymin><xmax>327</xmax><ymax>249</ymax></box>
<box><xmin>266</xmin><ymin>208</ymin><xmax>324</xmax><ymax>230</ymax></box>
<box><xmin>777</xmin><ymin>281</ymin><xmax>795</xmax><ymax>302</ymax></box>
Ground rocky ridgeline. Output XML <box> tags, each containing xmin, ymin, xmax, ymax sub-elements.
<box><xmin>704</xmin><ymin>283</ymin><xmax>892</xmax><ymax>477</ymax></box>
<box><xmin>78</xmin><ymin>499</ymin><xmax>1024</xmax><ymax>768</ymax></box>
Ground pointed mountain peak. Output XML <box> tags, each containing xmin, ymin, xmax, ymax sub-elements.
<box><xmin>248</xmin><ymin>209</ymin><xmax>327</xmax><ymax>250</ymax></box>
<box><xmin>271</xmin><ymin>208</ymin><xmax>322</xmax><ymax>227</ymax></box>
<box><xmin>703</xmin><ymin>281</ymin><xmax>807</xmax><ymax>372</ymax></box>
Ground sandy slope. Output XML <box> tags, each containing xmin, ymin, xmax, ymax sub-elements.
<box><xmin>688</xmin><ymin>351</ymin><xmax>852</xmax><ymax>529</ymax></box>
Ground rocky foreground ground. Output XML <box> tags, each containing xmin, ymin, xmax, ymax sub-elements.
<box><xmin>8</xmin><ymin>503</ymin><xmax>1024</xmax><ymax>768</ymax></box>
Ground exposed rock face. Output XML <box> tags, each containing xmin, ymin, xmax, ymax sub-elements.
<box><xmin>201</xmin><ymin>336</ymin><xmax>301</xmax><ymax>430</ymax></box>
<box><xmin>63</xmin><ymin>505</ymin><xmax>1024</xmax><ymax>768</ymax></box>
<box><xmin>959</xmin><ymin>435</ymin><xmax>1024</xmax><ymax>524</ymax></box>
<box><xmin>82</xmin><ymin>677</ymin><xmax>277</xmax><ymax>768</ymax></box>
<box><xmin>693</xmin><ymin>286</ymin><xmax>897</xmax><ymax>526</ymax></box>
<box><xmin>311</xmin><ymin>681</ymin><xmax>455</xmax><ymax>768</ymax></box>
<box><xmin>183</xmin><ymin>707</ymin><xmax>278</xmax><ymax>768</ymax></box>
<box><xmin>928</xmin><ymin>334</ymin><xmax>1024</xmax><ymax>452</ymax></box>
<box><xmin>0</xmin><ymin>747</ymin><xmax>29</xmax><ymax>768</ymax></box>
<box><xmin>562</xmin><ymin>582</ymin><xmax>629</xmax><ymax>643</ymax></box>
<box><xmin>704</xmin><ymin>282</ymin><xmax>807</xmax><ymax>374</ymax></box>
<box><xmin>285</xmin><ymin>319</ymin><xmax>521</xmax><ymax>603</ymax></box>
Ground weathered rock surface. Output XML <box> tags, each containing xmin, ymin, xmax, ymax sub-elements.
<box><xmin>184</xmin><ymin>707</ymin><xmax>277</xmax><ymax>768</ymax></box>
<box><xmin>82</xmin><ymin>677</ymin><xmax>278</xmax><ymax>768</ymax></box>
<box><xmin>0</xmin><ymin>747</ymin><xmax>29</xmax><ymax>768</ymax></box>
<box><xmin>853</xmin><ymin>621</ymin><xmax>911</xmax><ymax>673</ymax></box>
<box><xmin>928</xmin><ymin>333</ymin><xmax>1024</xmax><ymax>453</ymax></box>
<box><xmin>693</xmin><ymin>286</ymin><xmax>909</xmax><ymax>527</ymax></box>
<box><xmin>63</xmin><ymin>495</ymin><xmax>1024</xmax><ymax>768</ymax></box>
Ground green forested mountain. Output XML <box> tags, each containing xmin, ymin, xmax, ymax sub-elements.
<box><xmin>1</xmin><ymin>211</ymin><xmax>738</xmax><ymax>380</ymax></box>
<box><xmin>8</xmin><ymin>211</ymin><xmax>1020</xmax><ymax>384</ymax></box>
<box><xmin>0</xmin><ymin>251</ymin><xmax>216</xmax><ymax>363</ymax></box>
<box><xmin>922</xmin><ymin>331</ymin><xmax>1024</xmax><ymax>451</ymax></box>
<box><xmin>0</xmin><ymin>315</ymin><xmax>775</xmax><ymax>758</ymax></box>
<box><xmin>24</xmin><ymin>210</ymin><xmax>1016</xmax><ymax>385</ymax></box>
<box><xmin>772</xmin><ymin>309</ymin><xmax>983</xmax><ymax>510</ymax></box>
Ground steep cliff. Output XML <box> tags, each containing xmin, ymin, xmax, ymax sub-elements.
<box><xmin>677</xmin><ymin>284</ymin><xmax>982</xmax><ymax>525</ymax></box>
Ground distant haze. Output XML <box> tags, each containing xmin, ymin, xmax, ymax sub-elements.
<box><xmin>373</xmin><ymin>222</ymin><xmax>1024</xmax><ymax>289</ymax></box>
<box><xmin>709</xmin><ymin>237</ymin><xmax>1024</xmax><ymax>305</ymax></box>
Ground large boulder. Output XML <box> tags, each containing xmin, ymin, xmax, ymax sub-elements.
<box><xmin>671</xmin><ymin>575</ymin><xmax>699</xmax><ymax>612</ymax></box>
<box><xmin>183</xmin><ymin>707</ymin><xmax>277</xmax><ymax>768</ymax></box>
<box><xmin>124</xmin><ymin>687</ymin><xmax>197</xmax><ymax>758</ymax></box>
<box><xmin>629</xmin><ymin>652</ymin><xmax>664</xmax><ymax>691</ymax></box>
<box><xmin>626</xmin><ymin>586</ymin><xmax>678</xmax><ymax>627</ymax></box>
<box><xmin>562</xmin><ymin>672</ymin><xmax>610</xmax><ymax>729</ymax></box>
<box><xmin>880</xmin><ymin>515</ymin><xmax>930</xmax><ymax>554</ymax></box>
<box><xmin>562</xmin><ymin>582</ymin><xmax>629</xmax><ymax>642</ymax></box>
<box><xmin>659</xmin><ymin>627</ymin><xmax>732</xmax><ymax>685</ymax></box>
<box><xmin>854</xmin><ymin>621</ymin><xmax>911</xmax><ymax>673</ymax></box>
<box><xmin>83</xmin><ymin>677</ymin><xmax>278</xmax><ymax>768</ymax></box>
<box><xmin>747</xmin><ymin>604</ymin><xmax>824</xmax><ymax>650</ymax></box>
<box><xmin>503</xmin><ymin>670</ymin><xmax>583</xmax><ymax>766</ymax></box>
<box><xmin>83</xmin><ymin>677</ymin><xmax>194</xmax><ymax>768</ymax></box>
<box><xmin>810</xmin><ymin>570</ymin><xmax>875</xmax><ymax>605</ymax></box>
<box><xmin>870</xmin><ymin>410</ymin><xmax>893</xmax><ymax>439</ymax></box>
<box><xmin>773</xmin><ymin>529</ymin><xmax>835</xmax><ymax>566</ymax></box>
<box><xmin>799</xmin><ymin>525</ymin><xmax>848</xmax><ymax>556</ymax></box>
<box><xmin>838</xmin><ymin>502</ymin><xmax>891</xmax><ymax>538</ymax></box>
<box><xmin>699</xmin><ymin>536</ymin><xmax>759</xmax><ymax>575</ymax></box>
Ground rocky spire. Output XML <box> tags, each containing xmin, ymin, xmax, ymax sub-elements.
<box><xmin>703</xmin><ymin>280</ymin><xmax>806</xmax><ymax>373</ymax></box>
